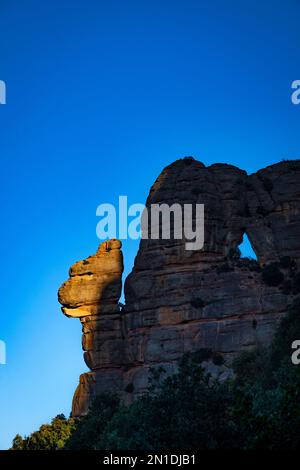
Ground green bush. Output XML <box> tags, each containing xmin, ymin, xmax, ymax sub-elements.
<box><xmin>190</xmin><ymin>348</ymin><xmax>212</xmax><ymax>363</ymax></box>
<box><xmin>125</xmin><ymin>383</ymin><xmax>134</xmax><ymax>393</ymax></box>
<box><xmin>95</xmin><ymin>355</ymin><xmax>237</xmax><ymax>450</ymax></box>
<box><xmin>280</xmin><ymin>159</ymin><xmax>300</xmax><ymax>171</ymax></box>
<box><xmin>11</xmin><ymin>415</ymin><xmax>77</xmax><ymax>450</ymax></box>
<box><xmin>190</xmin><ymin>298</ymin><xmax>206</xmax><ymax>308</ymax></box>
<box><xmin>228</xmin><ymin>247</ymin><xmax>241</xmax><ymax>260</ymax></box>
<box><xmin>262</xmin><ymin>263</ymin><xmax>284</xmax><ymax>286</ymax></box>
<box><xmin>65</xmin><ymin>394</ymin><xmax>120</xmax><ymax>450</ymax></box>
<box><xmin>212</xmin><ymin>353</ymin><xmax>225</xmax><ymax>366</ymax></box>
<box><xmin>279</xmin><ymin>256</ymin><xmax>296</xmax><ymax>269</ymax></box>
<box><xmin>232</xmin><ymin>348</ymin><xmax>270</xmax><ymax>387</ymax></box>
<box><xmin>270</xmin><ymin>299</ymin><xmax>300</xmax><ymax>367</ymax></box>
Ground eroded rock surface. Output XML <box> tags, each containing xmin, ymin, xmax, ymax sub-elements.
<box><xmin>58</xmin><ymin>239</ymin><xmax>124</xmax><ymax>415</ymax></box>
<box><xmin>58</xmin><ymin>158</ymin><xmax>300</xmax><ymax>416</ymax></box>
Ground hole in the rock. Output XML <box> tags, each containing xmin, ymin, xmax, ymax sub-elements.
<box><xmin>239</xmin><ymin>233</ymin><xmax>257</xmax><ymax>260</ymax></box>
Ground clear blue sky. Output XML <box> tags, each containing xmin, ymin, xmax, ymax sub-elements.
<box><xmin>0</xmin><ymin>0</ymin><xmax>299</xmax><ymax>449</ymax></box>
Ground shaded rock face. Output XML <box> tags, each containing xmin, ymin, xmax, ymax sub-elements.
<box><xmin>58</xmin><ymin>158</ymin><xmax>300</xmax><ymax>416</ymax></box>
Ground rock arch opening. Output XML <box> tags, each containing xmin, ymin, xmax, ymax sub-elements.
<box><xmin>238</xmin><ymin>232</ymin><xmax>257</xmax><ymax>260</ymax></box>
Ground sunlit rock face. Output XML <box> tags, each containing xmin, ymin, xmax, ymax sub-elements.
<box><xmin>58</xmin><ymin>239</ymin><xmax>123</xmax><ymax>318</ymax></box>
<box><xmin>58</xmin><ymin>158</ymin><xmax>300</xmax><ymax>417</ymax></box>
<box><xmin>58</xmin><ymin>239</ymin><xmax>124</xmax><ymax>415</ymax></box>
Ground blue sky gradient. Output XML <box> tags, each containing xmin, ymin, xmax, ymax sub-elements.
<box><xmin>0</xmin><ymin>0</ymin><xmax>299</xmax><ymax>449</ymax></box>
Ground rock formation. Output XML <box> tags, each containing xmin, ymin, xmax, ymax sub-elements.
<box><xmin>58</xmin><ymin>239</ymin><xmax>125</xmax><ymax>415</ymax></box>
<box><xmin>58</xmin><ymin>158</ymin><xmax>300</xmax><ymax>416</ymax></box>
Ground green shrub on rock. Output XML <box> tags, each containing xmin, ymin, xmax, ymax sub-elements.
<box><xmin>262</xmin><ymin>263</ymin><xmax>284</xmax><ymax>286</ymax></box>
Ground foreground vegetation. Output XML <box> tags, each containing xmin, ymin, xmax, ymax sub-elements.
<box><xmin>12</xmin><ymin>299</ymin><xmax>300</xmax><ymax>450</ymax></box>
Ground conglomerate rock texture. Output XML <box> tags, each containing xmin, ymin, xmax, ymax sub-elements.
<box><xmin>58</xmin><ymin>158</ymin><xmax>300</xmax><ymax>416</ymax></box>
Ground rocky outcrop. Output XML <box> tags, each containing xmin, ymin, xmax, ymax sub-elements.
<box><xmin>58</xmin><ymin>158</ymin><xmax>300</xmax><ymax>416</ymax></box>
<box><xmin>58</xmin><ymin>239</ymin><xmax>124</xmax><ymax>415</ymax></box>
